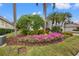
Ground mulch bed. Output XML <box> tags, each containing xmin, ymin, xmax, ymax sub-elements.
<box><xmin>6</xmin><ymin>38</ymin><xmax>63</xmax><ymax>46</ymax></box>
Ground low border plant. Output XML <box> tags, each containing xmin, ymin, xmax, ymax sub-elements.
<box><xmin>17</xmin><ymin>32</ymin><xmax>64</xmax><ymax>43</ymax></box>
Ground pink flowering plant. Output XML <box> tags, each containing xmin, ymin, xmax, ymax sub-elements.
<box><xmin>17</xmin><ymin>32</ymin><xmax>64</xmax><ymax>43</ymax></box>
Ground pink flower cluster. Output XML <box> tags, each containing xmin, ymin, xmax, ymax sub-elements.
<box><xmin>31</xmin><ymin>32</ymin><xmax>64</xmax><ymax>41</ymax></box>
<box><xmin>18</xmin><ymin>32</ymin><xmax>64</xmax><ymax>42</ymax></box>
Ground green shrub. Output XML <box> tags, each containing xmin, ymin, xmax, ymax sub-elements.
<box><xmin>28</xmin><ymin>30</ymin><xmax>45</xmax><ymax>35</ymax></box>
<box><xmin>17</xmin><ymin>15</ymin><xmax>44</xmax><ymax>31</ymax></box>
<box><xmin>31</xmin><ymin>15</ymin><xmax>44</xmax><ymax>31</ymax></box>
<box><xmin>45</xmin><ymin>28</ymin><xmax>50</xmax><ymax>34</ymax></box>
<box><xmin>37</xmin><ymin>30</ymin><xmax>45</xmax><ymax>34</ymax></box>
<box><xmin>29</xmin><ymin>29</ymin><xmax>49</xmax><ymax>35</ymax></box>
<box><xmin>28</xmin><ymin>30</ymin><xmax>38</xmax><ymax>35</ymax></box>
<box><xmin>51</xmin><ymin>26</ymin><xmax>62</xmax><ymax>33</ymax></box>
<box><xmin>17</xmin><ymin>15</ymin><xmax>45</xmax><ymax>35</ymax></box>
<box><xmin>20</xmin><ymin>29</ymin><xmax>49</xmax><ymax>35</ymax></box>
<box><xmin>0</xmin><ymin>28</ymin><xmax>14</xmax><ymax>35</ymax></box>
<box><xmin>62</xmin><ymin>32</ymin><xmax>73</xmax><ymax>39</ymax></box>
<box><xmin>20</xmin><ymin>29</ymin><xmax>37</xmax><ymax>35</ymax></box>
<box><xmin>62</xmin><ymin>32</ymin><xmax>73</xmax><ymax>36</ymax></box>
<box><xmin>21</xmin><ymin>28</ymin><xmax>30</xmax><ymax>35</ymax></box>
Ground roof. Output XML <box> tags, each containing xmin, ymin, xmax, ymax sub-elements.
<box><xmin>0</xmin><ymin>16</ymin><xmax>13</xmax><ymax>25</ymax></box>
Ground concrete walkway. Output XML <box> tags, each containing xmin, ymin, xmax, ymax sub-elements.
<box><xmin>0</xmin><ymin>43</ymin><xmax>6</xmax><ymax>48</ymax></box>
<box><xmin>73</xmin><ymin>34</ymin><xmax>79</xmax><ymax>36</ymax></box>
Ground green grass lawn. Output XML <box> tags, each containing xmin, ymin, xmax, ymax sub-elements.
<box><xmin>0</xmin><ymin>36</ymin><xmax>79</xmax><ymax>56</ymax></box>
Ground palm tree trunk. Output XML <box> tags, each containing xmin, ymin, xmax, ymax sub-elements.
<box><xmin>43</xmin><ymin>3</ymin><xmax>47</xmax><ymax>32</ymax></box>
<box><xmin>13</xmin><ymin>3</ymin><xmax>17</xmax><ymax>36</ymax></box>
<box><xmin>61</xmin><ymin>22</ymin><xmax>65</xmax><ymax>32</ymax></box>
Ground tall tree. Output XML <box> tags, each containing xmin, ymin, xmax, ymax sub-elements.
<box><xmin>43</xmin><ymin>3</ymin><xmax>47</xmax><ymax>30</ymax></box>
<box><xmin>13</xmin><ymin>3</ymin><xmax>17</xmax><ymax>36</ymax></box>
<box><xmin>36</xmin><ymin>3</ymin><xmax>55</xmax><ymax>31</ymax></box>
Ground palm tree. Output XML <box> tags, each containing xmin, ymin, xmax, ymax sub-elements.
<box><xmin>36</xmin><ymin>3</ymin><xmax>55</xmax><ymax>31</ymax></box>
<box><xmin>47</xmin><ymin>12</ymin><xmax>72</xmax><ymax>31</ymax></box>
<box><xmin>47</xmin><ymin>12</ymin><xmax>61</xmax><ymax>26</ymax></box>
<box><xmin>43</xmin><ymin>3</ymin><xmax>47</xmax><ymax>31</ymax></box>
<box><xmin>13</xmin><ymin>3</ymin><xmax>17</xmax><ymax>36</ymax></box>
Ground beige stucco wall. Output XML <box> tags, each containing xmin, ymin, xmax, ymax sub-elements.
<box><xmin>0</xmin><ymin>19</ymin><xmax>14</xmax><ymax>29</ymax></box>
<box><xmin>64</xmin><ymin>24</ymin><xmax>78</xmax><ymax>32</ymax></box>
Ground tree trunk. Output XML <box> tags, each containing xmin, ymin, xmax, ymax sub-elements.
<box><xmin>13</xmin><ymin>3</ymin><xmax>17</xmax><ymax>36</ymax></box>
<box><xmin>43</xmin><ymin>3</ymin><xmax>47</xmax><ymax>32</ymax></box>
<box><xmin>61</xmin><ymin>22</ymin><xmax>65</xmax><ymax>32</ymax></box>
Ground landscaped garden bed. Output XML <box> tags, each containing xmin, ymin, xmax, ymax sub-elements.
<box><xmin>6</xmin><ymin>32</ymin><xmax>64</xmax><ymax>46</ymax></box>
<box><xmin>0</xmin><ymin>36</ymin><xmax>79</xmax><ymax>56</ymax></box>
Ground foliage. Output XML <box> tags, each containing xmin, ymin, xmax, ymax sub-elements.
<box><xmin>47</xmin><ymin>12</ymin><xmax>72</xmax><ymax>26</ymax></box>
<box><xmin>28</xmin><ymin>30</ymin><xmax>45</xmax><ymax>35</ymax></box>
<box><xmin>62</xmin><ymin>32</ymin><xmax>73</xmax><ymax>39</ymax></box>
<box><xmin>31</xmin><ymin>15</ymin><xmax>44</xmax><ymax>30</ymax></box>
<box><xmin>17</xmin><ymin>15</ymin><xmax>44</xmax><ymax>30</ymax></box>
<box><xmin>17</xmin><ymin>15</ymin><xmax>32</xmax><ymax>30</ymax></box>
<box><xmin>37</xmin><ymin>30</ymin><xmax>45</xmax><ymax>34</ymax></box>
<box><xmin>51</xmin><ymin>26</ymin><xmax>62</xmax><ymax>33</ymax></box>
<box><xmin>0</xmin><ymin>28</ymin><xmax>14</xmax><ymax>35</ymax></box>
<box><xmin>20</xmin><ymin>28</ymin><xmax>30</xmax><ymax>35</ymax></box>
<box><xmin>20</xmin><ymin>29</ymin><xmax>46</xmax><ymax>35</ymax></box>
<box><xmin>62</xmin><ymin>32</ymin><xmax>73</xmax><ymax>36</ymax></box>
<box><xmin>17</xmin><ymin>15</ymin><xmax>44</xmax><ymax>35</ymax></box>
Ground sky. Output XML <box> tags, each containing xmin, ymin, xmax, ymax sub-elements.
<box><xmin>0</xmin><ymin>3</ymin><xmax>79</xmax><ymax>23</ymax></box>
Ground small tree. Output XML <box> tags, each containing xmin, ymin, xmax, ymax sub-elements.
<box><xmin>17</xmin><ymin>15</ymin><xmax>44</xmax><ymax>34</ymax></box>
<box><xmin>17</xmin><ymin>15</ymin><xmax>32</xmax><ymax>30</ymax></box>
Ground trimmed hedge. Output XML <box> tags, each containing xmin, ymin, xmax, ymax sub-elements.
<box><xmin>0</xmin><ymin>28</ymin><xmax>14</xmax><ymax>35</ymax></box>
<box><xmin>20</xmin><ymin>29</ymin><xmax>49</xmax><ymax>35</ymax></box>
<box><xmin>51</xmin><ymin>26</ymin><xmax>62</xmax><ymax>33</ymax></box>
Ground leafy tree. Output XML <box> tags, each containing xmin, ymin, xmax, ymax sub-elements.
<box><xmin>17</xmin><ymin>15</ymin><xmax>32</xmax><ymax>30</ymax></box>
<box><xmin>17</xmin><ymin>15</ymin><xmax>44</xmax><ymax>34</ymax></box>
<box><xmin>31</xmin><ymin>15</ymin><xmax>44</xmax><ymax>30</ymax></box>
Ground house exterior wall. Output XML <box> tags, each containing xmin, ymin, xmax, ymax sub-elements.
<box><xmin>64</xmin><ymin>27</ymin><xmax>76</xmax><ymax>32</ymax></box>
<box><xmin>47</xmin><ymin>21</ymin><xmax>78</xmax><ymax>32</ymax></box>
<box><xmin>64</xmin><ymin>24</ymin><xmax>78</xmax><ymax>32</ymax></box>
<box><xmin>0</xmin><ymin>19</ymin><xmax>14</xmax><ymax>29</ymax></box>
